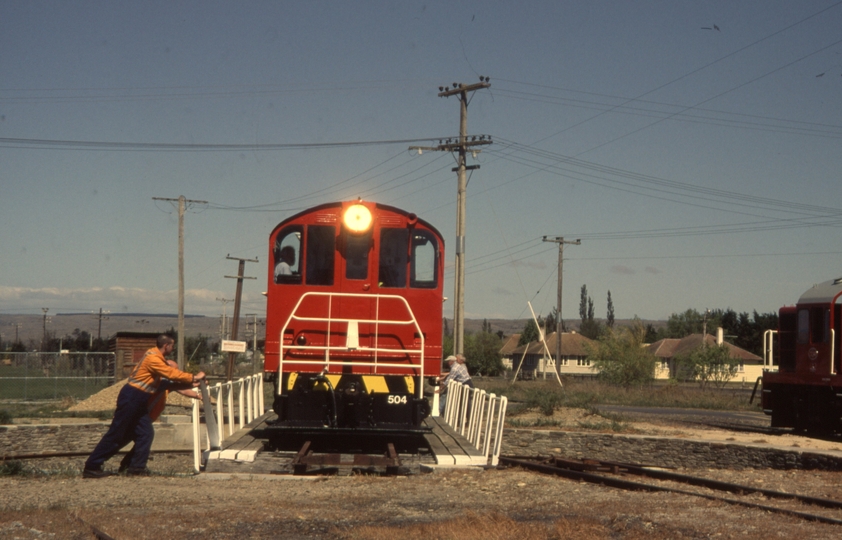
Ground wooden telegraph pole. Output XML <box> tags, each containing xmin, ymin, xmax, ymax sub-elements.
<box><xmin>410</xmin><ymin>77</ymin><xmax>491</xmax><ymax>355</ymax></box>
<box><xmin>152</xmin><ymin>195</ymin><xmax>207</xmax><ymax>368</ymax></box>
<box><xmin>542</xmin><ymin>236</ymin><xmax>580</xmax><ymax>378</ymax></box>
<box><xmin>224</xmin><ymin>255</ymin><xmax>258</xmax><ymax>381</ymax></box>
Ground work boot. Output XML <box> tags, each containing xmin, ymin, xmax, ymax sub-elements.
<box><xmin>82</xmin><ymin>467</ymin><xmax>113</xmax><ymax>479</ymax></box>
<box><xmin>125</xmin><ymin>467</ymin><xmax>151</xmax><ymax>476</ymax></box>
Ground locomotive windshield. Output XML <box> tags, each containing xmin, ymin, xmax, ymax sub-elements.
<box><xmin>379</xmin><ymin>228</ymin><xmax>408</xmax><ymax>287</ymax></box>
<box><xmin>273</xmin><ymin>216</ymin><xmax>438</xmax><ymax>290</ymax></box>
<box><xmin>306</xmin><ymin>225</ymin><xmax>335</xmax><ymax>286</ymax></box>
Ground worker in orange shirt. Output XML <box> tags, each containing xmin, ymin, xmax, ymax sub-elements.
<box><xmin>116</xmin><ymin>360</ymin><xmax>203</xmax><ymax>473</ymax></box>
<box><xmin>83</xmin><ymin>335</ymin><xmax>205</xmax><ymax>478</ymax></box>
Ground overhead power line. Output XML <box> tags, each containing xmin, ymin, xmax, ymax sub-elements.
<box><xmin>0</xmin><ymin>136</ymin><xmax>453</xmax><ymax>152</ymax></box>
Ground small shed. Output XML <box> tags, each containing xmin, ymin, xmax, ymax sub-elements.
<box><xmin>108</xmin><ymin>332</ymin><xmax>158</xmax><ymax>378</ymax></box>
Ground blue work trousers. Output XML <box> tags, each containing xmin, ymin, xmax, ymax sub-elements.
<box><xmin>85</xmin><ymin>384</ymin><xmax>154</xmax><ymax>471</ymax></box>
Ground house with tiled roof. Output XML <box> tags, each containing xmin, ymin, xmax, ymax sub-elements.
<box><xmin>648</xmin><ymin>331</ymin><xmax>763</xmax><ymax>384</ymax></box>
<box><xmin>511</xmin><ymin>331</ymin><xmax>596</xmax><ymax>379</ymax></box>
<box><xmin>498</xmin><ymin>333</ymin><xmax>521</xmax><ymax>371</ymax></box>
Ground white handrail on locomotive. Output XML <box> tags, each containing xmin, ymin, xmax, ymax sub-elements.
<box><xmin>278</xmin><ymin>291</ymin><xmax>427</xmax><ymax>399</ymax></box>
<box><xmin>762</xmin><ymin>329</ymin><xmax>778</xmax><ymax>371</ymax></box>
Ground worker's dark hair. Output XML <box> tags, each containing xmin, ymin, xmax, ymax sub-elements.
<box><xmin>157</xmin><ymin>334</ymin><xmax>175</xmax><ymax>348</ymax></box>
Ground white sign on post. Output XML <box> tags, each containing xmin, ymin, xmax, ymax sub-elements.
<box><xmin>221</xmin><ymin>340</ymin><xmax>247</xmax><ymax>353</ymax></box>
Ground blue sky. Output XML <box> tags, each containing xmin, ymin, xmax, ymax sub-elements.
<box><xmin>2</xmin><ymin>1</ymin><xmax>841</xmax><ymax>326</ymax></box>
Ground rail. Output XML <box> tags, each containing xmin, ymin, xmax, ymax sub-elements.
<box><xmin>191</xmin><ymin>373</ymin><xmax>265</xmax><ymax>472</ymax></box>
<box><xmin>441</xmin><ymin>381</ymin><xmax>508</xmax><ymax>466</ymax></box>
<box><xmin>279</xmin><ymin>292</ymin><xmax>427</xmax><ymax>398</ymax></box>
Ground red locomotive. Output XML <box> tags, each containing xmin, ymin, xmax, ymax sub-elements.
<box><xmin>762</xmin><ymin>277</ymin><xmax>842</xmax><ymax>432</ymax></box>
<box><xmin>263</xmin><ymin>200</ymin><xmax>444</xmax><ymax>434</ymax></box>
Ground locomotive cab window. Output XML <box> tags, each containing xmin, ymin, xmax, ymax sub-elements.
<box><xmin>274</xmin><ymin>226</ymin><xmax>302</xmax><ymax>284</ymax></box>
<box><xmin>306</xmin><ymin>225</ymin><xmax>335</xmax><ymax>286</ymax></box>
<box><xmin>378</xmin><ymin>228</ymin><xmax>408</xmax><ymax>288</ymax></box>
<box><xmin>410</xmin><ymin>231</ymin><xmax>438</xmax><ymax>289</ymax></box>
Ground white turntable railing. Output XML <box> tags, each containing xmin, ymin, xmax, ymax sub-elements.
<box><xmin>440</xmin><ymin>381</ymin><xmax>507</xmax><ymax>467</ymax></box>
<box><xmin>191</xmin><ymin>373</ymin><xmax>265</xmax><ymax>472</ymax></box>
<box><xmin>278</xmin><ymin>292</ymin><xmax>427</xmax><ymax>398</ymax></box>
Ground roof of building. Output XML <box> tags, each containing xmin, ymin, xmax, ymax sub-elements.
<box><xmin>512</xmin><ymin>331</ymin><xmax>594</xmax><ymax>357</ymax></box>
<box><xmin>499</xmin><ymin>334</ymin><xmax>521</xmax><ymax>356</ymax></box>
<box><xmin>647</xmin><ymin>333</ymin><xmax>761</xmax><ymax>362</ymax></box>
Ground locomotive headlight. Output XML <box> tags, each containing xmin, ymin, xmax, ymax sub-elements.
<box><xmin>343</xmin><ymin>204</ymin><xmax>373</xmax><ymax>233</ymax></box>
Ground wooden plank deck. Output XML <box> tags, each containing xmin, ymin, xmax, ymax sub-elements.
<box><xmin>202</xmin><ymin>412</ymin><xmax>487</xmax><ymax>473</ymax></box>
<box><xmin>422</xmin><ymin>416</ymin><xmax>487</xmax><ymax>466</ymax></box>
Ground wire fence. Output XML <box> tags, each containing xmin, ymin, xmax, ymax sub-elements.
<box><xmin>0</xmin><ymin>352</ymin><xmax>116</xmax><ymax>400</ymax></box>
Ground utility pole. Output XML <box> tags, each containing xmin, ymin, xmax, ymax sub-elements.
<box><xmin>11</xmin><ymin>322</ymin><xmax>22</xmax><ymax>344</ymax></box>
<box><xmin>92</xmin><ymin>308</ymin><xmax>110</xmax><ymax>340</ymax></box>
<box><xmin>542</xmin><ymin>236</ymin><xmax>580</xmax><ymax>377</ymax></box>
<box><xmin>245</xmin><ymin>313</ymin><xmax>263</xmax><ymax>375</ymax></box>
<box><xmin>410</xmin><ymin>76</ymin><xmax>491</xmax><ymax>355</ymax></box>
<box><xmin>224</xmin><ymin>255</ymin><xmax>258</xmax><ymax>380</ymax></box>
<box><xmin>245</xmin><ymin>313</ymin><xmax>261</xmax><ymax>354</ymax></box>
<box><xmin>216</xmin><ymin>297</ymin><xmax>232</xmax><ymax>341</ymax></box>
<box><xmin>152</xmin><ymin>195</ymin><xmax>208</xmax><ymax>368</ymax></box>
<box><xmin>41</xmin><ymin>308</ymin><xmax>50</xmax><ymax>351</ymax></box>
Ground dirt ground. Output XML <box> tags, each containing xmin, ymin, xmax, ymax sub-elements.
<box><xmin>4</xmin><ymin>407</ymin><xmax>842</xmax><ymax>539</ymax></box>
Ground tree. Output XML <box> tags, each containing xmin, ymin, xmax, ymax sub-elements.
<box><xmin>644</xmin><ymin>323</ymin><xmax>658</xmax><ymax>344</ymax></box>
<box><xmin>518</xmin><ymin>319</ymin><xmax>540</xmax><ymax>346</ymax></box>
<box><xmin>464</xmin><ymin>332</ymin><xmax>505</xmax><ymax>376</ymax></box>
<box><xmin>481</xmin><ymin>319</ymin><xmax>492</xmax><ymax>334</ymax></box>
<box><xmin>183</xmin><ymin>334</ymin><xmax>213</xmax><ymax>365</ymax></box>
<box><xmin>544</xmin><ymin>308</ymin><xmax>557</xmax><ymax>336</ymax></box>
<box><xmin>579</xmin><ymin>285</ymin><xmax>588</xmax><ymax>322</ymax></box>
<box><xmin>659</xmin><ymin>309</ymin><xmax>712</xmax><ymax>339</ymax></box>
<box><xmin>578</xmin><ymin>284</ymin><xmax>602</xmax><ymax>339</ymax></box>
<box><xmin>657</xmin><ymin>307</ymin><xmax>778</xmax><ymax>356</ymax></box>
<box><xmin>587</xmin><ymin>319</ymin><xmax>657</xmax><ymax>387</ymax></box>
<box><xmin>675</xmin><ymin>343</ymin><xmax>738</xmax><ymax>389</ymax></box>
<box><xmin>606</xmin><ymin>291</ymin><xmax>615</xmax><ymax>329</ymax></box>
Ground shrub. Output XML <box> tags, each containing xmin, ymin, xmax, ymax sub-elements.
<box><xmin>587</xmin><ymin>320</ymin><xmax>658</xmax><ymax>387</ymax></box>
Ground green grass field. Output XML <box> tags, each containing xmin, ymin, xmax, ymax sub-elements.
<box><xmin>0</xmin><ymin>364</ymin><xmax>113</xmax><ymax>400</ymax></box>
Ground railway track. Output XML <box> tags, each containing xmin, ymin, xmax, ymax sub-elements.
<box><xmin>500</xmin><ymin>454</ymin><xmax>842</xmax><ymax>526</ymax></box>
